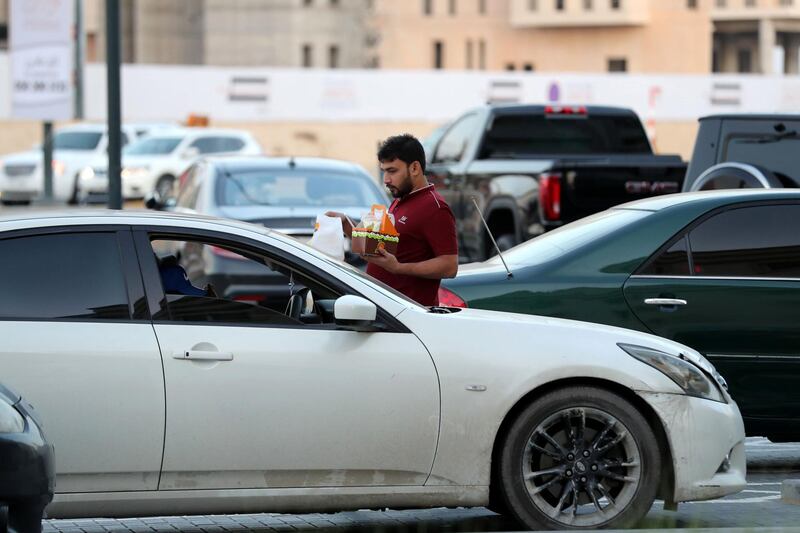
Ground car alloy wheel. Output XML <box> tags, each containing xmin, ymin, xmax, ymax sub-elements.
<box><xmin>499</xmin><ymin>387</ymin><xmax>661</xmax><ymax>530</ymax></box>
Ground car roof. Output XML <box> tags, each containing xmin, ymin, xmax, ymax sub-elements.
<box><xmin>204</xmin><ymin>156</ymin><xmax>369</xmax><ymax>176</ymax></box>
<box><xmin>614</xmin><ymin>189</ymin><xmax>800</xmax><ymax>212</ymax></box>
<box><xmin>140</xmin><ymin>128</ymin><xmax>252</xmax><ymax>139</ymax></box>
<box><xmin>700</xmin><ymin>113</ymin><xmax>800</xmax><ymax>122</ymax></box>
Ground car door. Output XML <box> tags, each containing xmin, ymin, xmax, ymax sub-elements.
<box><xmin>133</xmin><ymin>229</ymin><xmax>440</xmax><ymax>490</ymax></box>
<box><xmin>0</xmin><ymin>228</ymin><xmax>165</xmax><ymax>492</ymax></box>
<box><xmin>623</xmin><ymin>202</ymin><xmax>800</xmax><ymax>432</ymax></box>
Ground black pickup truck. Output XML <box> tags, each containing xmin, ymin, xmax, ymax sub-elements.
<box><xmin>425</xmin><ymin>104</ymin><xmax>688</xmax><ymax>262</ymax></box>
<box><xmin>683</xmin><ymin>114</ymin><xmax>800</xmax><ymax>192</ymax></box>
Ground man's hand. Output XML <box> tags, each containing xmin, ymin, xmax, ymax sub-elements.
<box><xmin>325</xmin><ymin>211</ymin><xmax>353</xmax><ymax>236</ymax></box>
<box><xmin>363</xmin><ymin>247</ymin><xmax>401</xmax><ymax>273</ymax></box>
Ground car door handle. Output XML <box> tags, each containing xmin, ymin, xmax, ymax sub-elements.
<box><xmin>173</xmin><ymin>350</ymin><xmax>234</xmax><ymax>361</ymax></box>
<box><xmin>644</xmin><ymin>298</ymin><xmax>687</xmax><ymax>306</ymax></box>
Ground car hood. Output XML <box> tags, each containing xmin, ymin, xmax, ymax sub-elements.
<box><xmin>217</xmin><ymin>206</ymin><xmax>368</xmax><ymax>234</ymax></box>
<box><xmin>404</xmin><ymin>306</ymin><xmax>718</xmax><ymax>378</ymax></box>
<box><xmin>2</xmin><ymin>149</ymin><xmax>95</xmax><ymax>165</ymax></box>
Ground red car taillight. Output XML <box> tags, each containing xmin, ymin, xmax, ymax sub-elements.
<box><xmin>539</xmin><ymin>172</ymin><xmax>562</xmax><ymax>221</ymax></box>
<box><xmin>438</xmin><ymin>287</ymin><xmax>467</xmax><ymax>308</ymax></box>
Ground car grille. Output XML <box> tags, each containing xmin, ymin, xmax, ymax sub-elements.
<box><xmin>4</xmin><ymin>164</ymin><xmax>36</xmax><ymax>177</ymax></box>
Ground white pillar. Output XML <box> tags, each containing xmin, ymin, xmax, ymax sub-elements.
<box><xmin>759</xmin><ymin>18</ymin><xmax>776</xmax><ymax>74</ymax></box>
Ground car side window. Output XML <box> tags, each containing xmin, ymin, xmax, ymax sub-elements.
<box><xmin>190</xmin><ymin>136</ymin><xmax>243</xmax><ymax>154</ymax></box>
<box><xmin>433</xmin><ymin>113</ymin><xmax>479</xmax><ymax>164</ymax></box>
<box><xmin>688</xmin><ymin>204</ymin><xmax>800</xmax><ymax>278</ymax></box>
<box><xmin>639</xmin><ymin>235</ymin><xmax>690</xmax><ymax>276</ymax></box>
<box><xmin>149</xmin><ymin>238</ymin><xmax>341</xmax><ymax>327</ymax></box>
<box><xmin>0</xmin><ymin>232</ymin><xmax>130</xmax><ymax>320</ymax></box>
<box><xmin>218</xmin><ymin>137</ymin><xmax>245</xmax><ymax>152</ymax></box>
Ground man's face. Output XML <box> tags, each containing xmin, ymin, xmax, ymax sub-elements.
<box><xmin>380</xmin><ymin>158</ymin><xmax>414</xmax><ymax>198</ymax></box>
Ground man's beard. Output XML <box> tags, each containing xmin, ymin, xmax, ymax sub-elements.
<box><xmin>387</xmin><ymin>174</ymin><xmax>414</xmax><ymax>198</ymax></box>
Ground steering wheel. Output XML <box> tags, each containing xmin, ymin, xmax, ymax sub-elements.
<box><xmin>285</xmin><ymin>287</ymin><xmax>312</xmax><ymax>321</ymax></box>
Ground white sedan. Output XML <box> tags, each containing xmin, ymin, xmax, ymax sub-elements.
<box><xmin>0</xmin><ymin>211</ymin><xmax>744</xmax><ymax>530</ymax></box>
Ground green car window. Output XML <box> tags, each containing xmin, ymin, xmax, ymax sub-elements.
<box><xmin>489</xmin><ymin>208</ymin><xmax>651</xmax><ymax>266</ymax></box>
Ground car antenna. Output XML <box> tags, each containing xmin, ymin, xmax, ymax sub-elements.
<box><xmin>471</xmin><ymin>196</ymin><xmax>513</xmax><ymax>279</ymax></box>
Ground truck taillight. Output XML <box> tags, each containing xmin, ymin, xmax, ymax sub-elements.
<box><xmin>438</xmin><ymin>287</ymin><xmax>467</xmax><ymax>308</ymax></box>
<box><xmin>539</xmin><ymin>173</ymin><xmax>562</xmax><ymax>221</ymax></box>
<box><xmin>544</xmin><ymin>105</ymin><xmax>587</xmax><ymax>116</ymax></box>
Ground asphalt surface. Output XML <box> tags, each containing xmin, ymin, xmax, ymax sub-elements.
<box><xmin>41</xmin><ymin>439</ymin><xmax>800</xmax><ymax>533</ymax></box>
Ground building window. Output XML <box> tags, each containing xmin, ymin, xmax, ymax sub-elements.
<box><xmin>506</xmin><ymin>63</ymin><xmax>516</xmax><ymax>71</ymax></box>
<box><xmin>479</xmin><ymin>0</ymin><xmax>487</xmax><ymax>14</ymax></box>
<box><xmin>523</xmin><ymin>63</ymin><xmax>534</xmax><ymax>71</ymax></box>
<box><xmin>687</xmin><ymin>0</ymin><xmax>697</xmax><ymax>7</ymax></box>
<box><xmin>780</xmin><ymin>0</ymin><xmax>793</xmax><ymax>5</ymax></box>
<box><xmin>433</xmin><ymin>40</ymin><xmax>444</xmax><ymax>69</ymax></box>
<box><xmin>424</xmin><ymin>0</ymin><xmax>433</xmax><ymax>15</ymax></box>
<box><xmin>302</xmin><ymin>44</ymin><xmax>313</xmax><ymax>67</ymax></box>
<box><xmin>330</xmin><ymin>0</ymin><xmax>339</xmax><ymax>5</ymax></box>
<box><xmin>716</xmin><ymin>0</ymin><xmax>726</xmax><ymax>7</ymax></box>
<box><xmin>745</xmin><ymin>0</ymin><xmax>755</xmax><ymax>6</ymax></box>
<box><xmin>478</xmin><ymin>39</ymin><xmax>486</xmax><ymax>69</ymax></box>
<box><xmin>608</xmin><ymin>57</ymin><xmax>627</xmax><ymax>72</ymax></box>
<box><xmin>737</xmin><ymin>49</ymin><xmax>752</xmax><ymax>72</ymax></box>
<box><xmin>303</xmin><ymin>0</ymin><xmax>313</xmax><ymax>6</ymax></box>
<box><xmin>584</xmin><ymin>0</ymin><xmax>593</xmax><ymax>8</ymax></box>
<box><xmin>556</xmin><ymin>0</ymin><xmax>565</xmax><ymax>10</ymax></box>
<box><xmin>611</xmin><ymin>0</ymin><xmax>621</xmax><ymax>8</ymax></box>
<box><xmin>529</xmin><ymin>0</ymin><xmax>538</xmax><ymax>10</ymax></box>
<box><xmin>450</xmin><ymin>0</ymin><xmax>457</xmax><ymax>15</ymax></box>
<box><xmin>466</xmin><ymin>40</ymin><xmax>474</xmax><ymax>69</ymax></box>
<box><xmin>328</xmin><ymin>45</ymin><xmax>339</xmax><ymax>68</ymax></box>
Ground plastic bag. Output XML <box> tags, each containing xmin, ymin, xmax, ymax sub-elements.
<box><xmin>308</xmin><ymin>214</ymin><xmax>345</xmax><ymax>261</ymax></box>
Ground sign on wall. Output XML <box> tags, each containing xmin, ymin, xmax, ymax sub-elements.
<box><xmin>9</xmin><ymin>0</ymin><xmax>74</xmax><ymax>120</ymax></box>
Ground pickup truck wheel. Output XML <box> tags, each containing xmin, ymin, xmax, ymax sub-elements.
<box><xmin>498</xmin><ymin>386</ymin><xmax>660</xmax><ymax>530</ymax></box>
<box><xmin>7</xmin><ymin>501</ymin><xmax>46</xmax><ymax>533</ymax></box>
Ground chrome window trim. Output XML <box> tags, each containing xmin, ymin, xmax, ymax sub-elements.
<box><xmin>630</xmin><ymin>274</ymin><xmax>800</xmax><ymax>282</ymax></box>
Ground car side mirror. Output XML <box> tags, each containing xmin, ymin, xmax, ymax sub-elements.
<box><xmin>333</xmin><ymin>295</ymin><xmax>380</xmax><ymax>331</ymax></box>
<box><xmin>181</xmin><ymin>146</ymin><xmax>200</xmax><ymax>160</ymax></box>
<box><xmin>144</xmin><ymin>191</ymin><xmax>175</xmax><ymax>211</ymax></box>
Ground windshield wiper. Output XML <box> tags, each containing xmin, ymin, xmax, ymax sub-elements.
<box><xmin>223</xmin><ymin>171</ymin><xmax>271</xmax><ymax>206</ymax></box>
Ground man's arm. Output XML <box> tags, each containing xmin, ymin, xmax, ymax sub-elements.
<box><xmin>365</xmin><ymin>249</ymin><xmax>458</xmax><ymax>279</ymax></box>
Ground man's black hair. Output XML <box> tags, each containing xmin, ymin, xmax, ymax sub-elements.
<box><xmin>377</xmin><ymin>134</ymin><xmax>426</xmax><ymax>173</ymax></box>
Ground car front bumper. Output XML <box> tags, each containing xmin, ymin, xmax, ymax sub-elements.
<box><xmin>641</xmin><ymin>392</ymin><xmax>746</xmax><ymax>503</ymax></box>
<box><xmin>79</xmin><ymin>173</ymin><xmax>151</xmax><ymax>200</ymax></box>
<box><xmin>0</xmin><ymin>401</ymin><xmax>55</xmax><ymax>505</ymax></box>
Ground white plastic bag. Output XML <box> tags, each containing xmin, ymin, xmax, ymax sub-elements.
<box><xmin>308</xmin><ymin>214</ymin><xmax>345</xmax><ymax>261</ymax></box>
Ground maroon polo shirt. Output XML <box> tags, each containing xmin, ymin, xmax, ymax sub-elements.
<box><xmin>366</xmin><ymin>184</ymin><xmax>458</xmax><ymax>306</ymax></box>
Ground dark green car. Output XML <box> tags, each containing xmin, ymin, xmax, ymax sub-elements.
<box><xmin>441</xmin><ymin>189</ymin><xmax>800</xmax><ymax>442</ymax></box>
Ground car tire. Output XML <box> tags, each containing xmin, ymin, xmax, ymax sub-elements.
<box><xmin>67</xmin><ymin>173</ymin><xmax>81</xmax><ymax>205</ymax></box>
<box><xmin>7</xmin><ymin>501</ymin><xmax>45</xmax><ymax>533</ymax></box>
<box><xmin>155</xmin><ymin>175</ymin><xmax>176</xmax><ymax>198</ymax></box>
<box><xmin>498</xmin><ymin>386</ymin><xmax>661</xmax><ymax>530</ymax></box>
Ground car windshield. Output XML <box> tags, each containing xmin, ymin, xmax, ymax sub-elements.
<box><xmin>217</xmin><ymin>169</ymin><xmax>387</xmax><ymax>207</ymax></box>
<box><xmin>124</xmin><ymin>137</ymin><xmax>183</xmax><ymax>155</ymax></box>
<box><xmin>53</xmin><ymin>131</ymin><xmax>103</xmax><ymax>150</ymax></box>
<box><xmin>487</xmin><ymin>208</ymin><xmax>651</xmax><ymax>267</ymax></box>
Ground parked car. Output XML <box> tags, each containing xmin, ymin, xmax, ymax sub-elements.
<box><xmin>0</xmin><ymin>123</ymin><xmax>144</xmax><ymax>205</ymax></box>
<box><xmin>0</xmin><ymin>381</ymin><xmax>54</xmax><ymax>533</ymax></box>
<box><xmin>0</xmin><ymin>210</ymin><xmax>743</xmax><ymax>530</ymax></box>
<box><xmin>77</xmin><ymin>128</ymin><xmax>263</xmax><ymax>202</ymax></box>
<box><xmin>426</xmin><ymin>104</ymin><xmax>687</xmax><ymax>262</ymax></box>
<box><xmin>148</xmin><ymin>156</ymin><xmax>390</xmax><ymax>296</ymax></box>
<box><xmin>683</xmin><ymin>114</ymin><xmax>800</xmax><ymax>192</ymax></box>
<box><xmin>442</xmin><ymin>189</ymin><xmax>800</xmax><ymax>442</ymax></box>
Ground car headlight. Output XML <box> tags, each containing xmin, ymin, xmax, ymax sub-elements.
<box><xmin>79</xmin><ymin>166</ymin><xmax>95</xmax><ymax>181</ymax></box>
<box><xmin>121</xmin><ymin>166</ymin><xmax>150</xmax><ymax>179</ymax></box>
<box><xmin>618</xmin><ymin>343</ymin><xmax>725</xmax><ymax>403</ymax></box>
<box><xmin>0</xmin><ymin>400</ymin><xmax>25</xmax><ymax>433</ymax></box>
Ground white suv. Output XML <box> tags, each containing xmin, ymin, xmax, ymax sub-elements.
<box><xmin>0</xmin><ymin>123</ymin><xmax>144</xmax><ymax>205</ymax></box>
<box><xmin>77</xmin><ymin>128</ymin><xmax>263</xmax><ymax>201</ymax></box>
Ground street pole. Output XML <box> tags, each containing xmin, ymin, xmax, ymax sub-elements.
<box><xmin>106</xmin><ymin>0</ymin><xmax>122</xmax><ymax>209</ymax></box>
<box><xmin>43</xmin><ymin>122</ymin><xmax>54</xmax><ymax>201</ymax></box>
<box><xmin>74</xmin><ymin>0</ymin><xmax>84</xmax><ymax>120</ymax></box>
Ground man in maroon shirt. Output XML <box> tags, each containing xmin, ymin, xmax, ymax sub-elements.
<box><xmin>328</xmin><ymin>134</ymin><xmax>458</xmax><ymax>306</ymax></box>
